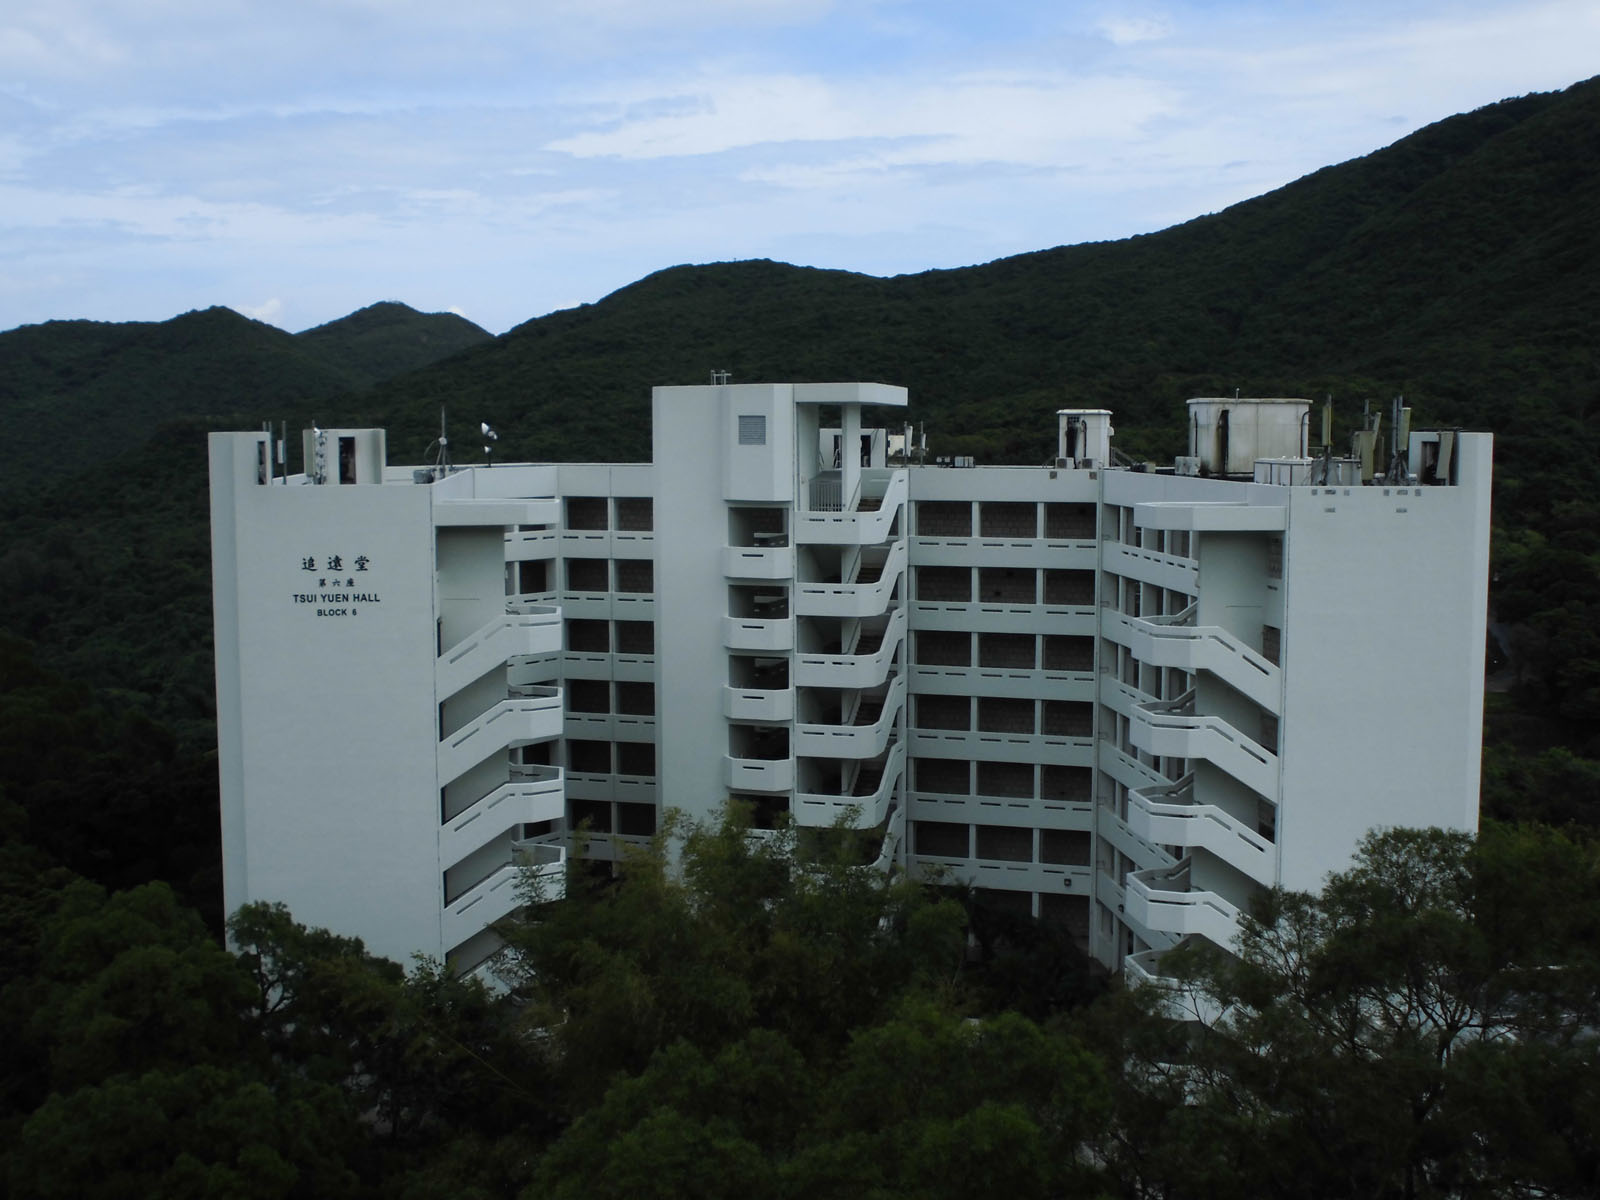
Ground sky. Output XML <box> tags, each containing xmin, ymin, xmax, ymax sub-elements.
<box><xmin>2</xmin><ymin>1</ymin><xmax>1596</xmax><ymax>336</ymax></box>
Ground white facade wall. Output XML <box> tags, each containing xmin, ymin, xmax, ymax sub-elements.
<box><xmin>211</xmin><ymin>388</ymin><xmax>1491</xmax><ymax>978</ymax></box>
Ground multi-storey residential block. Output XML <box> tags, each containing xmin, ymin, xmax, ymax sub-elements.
<box><xmin>209</xmin><ymin>384</ymin><xmax>1491</xmax><ymax>978</ymax></box>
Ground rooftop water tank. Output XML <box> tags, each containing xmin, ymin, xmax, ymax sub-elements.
<box><xmin>1057</xmin><ymin>409</ymin><xmax>1114</xmax><ymax>468</ymax></box>
<box><xmin>1187</xmin><ymin>398</ymin><xmax>1309</xmax><ymax>476</ymax></box>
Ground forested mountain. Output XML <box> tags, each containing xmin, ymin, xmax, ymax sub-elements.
<box><xmin>2</xmin><ymin>72</ymin><xmax>1598</xmax><ymax>1200</ymax></box>
<box><xmin>0</xmin><ymin>302</ymin><xmax>488</xmax><ymax>492</ymax></box>
<box><xmin>1</xmin><ymin>77</ymin><xmax>1597</xmax><ymax>898</ymax></box>
<box><xmin>295</xmin><ymin>301</ymin><xmax>492</xmax><ymax>391</ymax></box>
<box><xmin>0</xmin><ymin>77</ymin><xmax>1594</xmax><ymax>764</ymax></box>
<box><xmin>356</xmin><ymin>76</ymin><xmax>1600</xmax><ymax>539</ymax></box>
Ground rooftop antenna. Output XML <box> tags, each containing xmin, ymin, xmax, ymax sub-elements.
<box><xmin>311</xmin><ymin>423</ymin><xmax>327</xmax><ymax>485</ymax></box>
<box><xmin>481</xmin><ymin>421</ymin><xmax>498</xmax><ymax>467</ymax></box>
<box><xmin>1388</xmin><ymin>394</ymin><xmax>1411</xmax><ymax>482</ymax></box>
<box><xmin>421</xmin><ymin>406</ymin><xmax>451</xmax><ymax>478</ymax></box>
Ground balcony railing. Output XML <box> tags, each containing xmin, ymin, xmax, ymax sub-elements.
<box><xmin>795</xmin><ymin>539</ymin><xmax>907</xmax><ymax>618</ymax></box>
<box><xmin>794</xmin><ymin>674</ymin><xmax>904</xmax><ymax>758</ymax></box>
<box><xmin>1130</xmin><ymin>689</ymin><xmax>1279</xmax><ymax>803</ymax></box>
<box><xmin>1125</xmin><ymin>860</ymin><xmax>1242</xmax><ymax>949</ymax></box>
<box><xmin>436</xmin><ymin>604</ymin><xmax>562</xmax><ymax>701</ymax></box>
<box><xmin>794</xmin><ymin>741</ymin><xmax>905</xmax><ymax>828</ymax></box>
<box><xmin>724</xmin><ymin>685</ymin><xmax>795</xmax><ymax>722</ymax></box>
<box><xmin>723</xmin><ymin>616</ymin><xmax>794</xmax><ymax>652</ymax></box>
<box><xmin>1124</xmin><ymin>614</ymin><xmax>1281</xmax><ymax>714</ymax></box>
<box><xmin>437</xmin><ymin>686</ymin><xmax>562</xmax><ymax>786</ymax></box>
<box><xmin>794</xmin><ymin>607</ymin><xmax>905</xmax><ymax>689</ymax></box>
<box><xmin>723</xmin><ymin>544</ymin><xmax>795</xmax><ymax>580</ymax></box>
<box><xmin>795</xmin><ymin>470</ymin><xmax>907</xmax><ymax>545</ymax></box>
<box><xmin>1126</xmin><ymin>774</ymin><xmax>1276</xmax><ymax>887</ymax></box>
<box><xmin>724</xmin><ymin>754</ymin><xmax>796</xmax><ymax>793</ymax></box>
<box><xmin>441</xmin><ymin>840</ymin><xmax>565</xmax><ymax>952</ymax></box>
<box><xmin>440</xmin><ymin>764</ymin><xmax>564</xmax><ymax>867</ymax></box>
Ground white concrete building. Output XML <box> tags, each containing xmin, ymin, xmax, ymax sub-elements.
<box><xmin>209</xmin><ymin>386</ymin><xmax>1491</xmax><ymax>978</ymax></box>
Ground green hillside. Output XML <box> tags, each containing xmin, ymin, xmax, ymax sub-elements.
<box><xmin>295</xmin><ymin>300</ymin><xmax>492</xmax><ymax>389</ymax></box>
<box><xmin>0</xmin><ymin>76</ymin><xmax>1596</xmax><ymax>786</ymax></box>
<box><xmin>0</xmin><ymin>302</ymin><xmax>489</xmax><ymax>494</ymax></box>
<box><xmin>357</xmin><ymin>77</ymin><xmax>1597</xmax><ymax>538</ymax></box>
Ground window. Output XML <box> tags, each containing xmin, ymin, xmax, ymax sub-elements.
<box><xmin>565</xmin><ymin>497</ymin><xmax>607</xmax><ymax>530</ymax></box>
<box><xmin>617</xmin><ymin>742</ymin><xmax>656</xmax><ymax>777</ymax></box>
<box><xmin>916</xmin><ymin>567</ymin><xmax>971</xmax><ymax>602</ymax></box>
<box><xmin>616</xmin><ymin>681</ymin><xmax>655</xmax><ymax>715</ymax></box>
<box><xmin>566</xmin><ymin>558</ymin><xmax>607</xmax><ymax>591</ymax></box>
<box><xmin>566</xmin><ymin>619</ymin><xmax>609</xmax><ymax>653</ymax></box>
<box><xmin>569</xmin><ymin>799</ymin><xmax>612</xmax><ymax>832</ymax></box>
<box><xmin>617</xmin><ymin>802</ymin><xmax>657</xmax><ymax>836</ymax></box>
<box><xmin>567</xmin><ymin>680</ymin><xmax>609</xmax><ymax>714</ymax></box>
<box><xmin>1040</xmin><ymin>828</ymin><xmax>1091</xmax><ymax>865</ymax></box>
<box><xmin>914</xmin><ymin>630</ymin><xmax>970</xmax><ymax>666</ymax></box>
<box><xmin>616</xmin><ymin>621</ymin><xmax>655</xmax><ymax>654</ymax></box>
<box><xmin>977</xmin><ymin>761</ymin><xmax>1033</xmax><ymax>798</ymax></box>
<box><xmin>978</xmin><ymin>697</ymin><xmax>1034</xmax><ymax>734</ymax></box>
<box><xmin>615</xmin><ymin>497</ymin><xmax>653</xmax><ymax>531</ymax></box>
<box><xmin>916</xmin><ymin>501</ymin><xmax>971</xmax><ymax>537</ymax></box>
<box><xmin>615</xmin><ymin>560</ymin><xmax>654</xmax><ymax>594</ymax></box>
<box><xmin>979</xmin><ymin>502</ymin><xmax>1037</xmax><ymax>538</ymax></box>
<box><xmin>915</xmin><ymin>821</ymin><xmax>969</xmax><ymax>857</ymax></box>
<box><xmin>567</xmin><ymin>741</ymin><xmax>611</xmax><ymax>774</ymax></box>
<box><xmin>917</xmin><ymin>695</ymin><xmax>971</xmax><ymax>730</ymax></box>
<box><xmin>976</xmin><ymin>825</ymin><xmax>1033</xmax><ymax>862</ymax></box>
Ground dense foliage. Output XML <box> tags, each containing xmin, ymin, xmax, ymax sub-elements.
<box><xmin>0</xmin><ymin>302</ymin><xmax>488</xmax><ymax>496</ymax></box>
<box><xmin>0</xmin><ymin>75</ymin><xmax>1598</xmax><ymax>1193</ymax></box>
<box><xmin>3</xmin><ymin>78</ymin><xmax>1597</xmax><ymax>859</ymax></box>
<box><xmin>2</xmin><ymin>812</ymin><xmax>1595</xmax><ymax>1196</ymax></box>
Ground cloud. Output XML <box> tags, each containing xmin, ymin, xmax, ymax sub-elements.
<box><xmin>2</xmin><ymin>0</ymin><xmax>1598</xmax><ymax>338</ymax></box>
<box><xmin>1096</xmin><ymin>15</ymin><xmax>1172</xmax><ymax>45</ymax></box>
<box><xmin>547</xmin><ymin>71</ymin><xmax>1177</xmax><ymax>163</ymax></box>
<box><xmin>236</xmin><ymin>297</ymin><xmax>282</xmax><ymax>323</ymax></box>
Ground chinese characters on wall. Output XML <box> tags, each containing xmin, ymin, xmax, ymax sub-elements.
<box><xmin>292</xmin><ymin>553</ymin><xmax>380</xmax><ymax>617</ymax></box>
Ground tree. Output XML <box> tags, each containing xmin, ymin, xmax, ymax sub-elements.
<box><xmin>1099</xmin><ymin>825</ymin><xmax>1600</xmax><ymax>1199</ymax></box>
<box><xmin>497</xmin><ymin>807</ymin><xmax>968</xmax><ymax>1107</ymax></box>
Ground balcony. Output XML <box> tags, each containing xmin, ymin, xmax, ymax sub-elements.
<box><xmin>1122</xmin><ymin>946</ymin><xmax>1224</xmax><ymax>1023</ymax></box>
<box><xmin>794</xmin><ymin>741</ymin><xmax>905</xmax><ymax>828</ymax></box>
<box><xmin>794</xmin><ymin>607</ymin><xmax>906</xmax><ymax>689</ymax></box>
<box><xmin>439</xmin><ymin>765</ymin><xmax>565</xmax><ymax>867</ymax></box>
<box><xmin>436</xmin><ymin>603</ymin><xmax>562</xmax><ymax>701</ymax></box>
<box><xmin>724</xmin><ymin>755</ymin><xmax>795</xmax><ymax>793</ymax></box>
<box><xmin>504</xmin><ymin>528</ymin><xmax>559</xmax><ymax>561</ymax></box>
<box><xmin>1103</xmin><ymin>542</ymin><xmax>1198</xmax><ymax>593</ymax></box>
<box><xmin>723</xmin><ymin>616</ymin><xmax>794</xmax><ymax>652</ymax></box>
<box><xmin>441</xmin><ymin>840</ymin><xmax>565</xmax><ymax>952</ymax></box>
<box><xmin>1124</xmin><ymin>615</ymin><xmax>1281</xmax><ymax>714</ymax></box>
<box><xmin>1130</xmin><ymin>690</ymin><xmax>1279</xmax><ymax>803</ymax></box>
<box><xmin>723</xmin><ymin>544</ymin><xmax>795</xmax><ymax>580</ymax></box>
<box><xmin>437</xmin><ymin>686</ymin><xmax>562</xmax><ymax>786</ymax></box>
<box><xmin>795</xmin><ymin>470</ymin><xmax>907</xmax><ymax>545</ymax></box>
<box><xmin>434</xmin><ymin>497</ymin><xmax>561</xmax><ymax>528</ymax></box>
<box><xmin>1125</xmin><ymin>860</ymin><xmax>1242</xmax><ymax>949</ymax></box>
<box><xmin>794</xmin><ymin>674</ymin><xmax>905</xmax><ymax>758</ymax></box>
<box><xmin>1132</xmin><ymin>500</ymin><xmax>1286</xmax><ymax>532</ymax></box>
<box><xmin>794</xmin><ymin>540</ymin><xmax>907</xmax><ymax>618</ymax></box>
<box><xmin>1127</xmin><ymin>775</ymin><xmax>1276</xmax><ymax>887</ymax></box>
<box><xmin>724</xmin><ymin>686</ymin><xmax>795</xmax><ymax>722</ymax></box>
